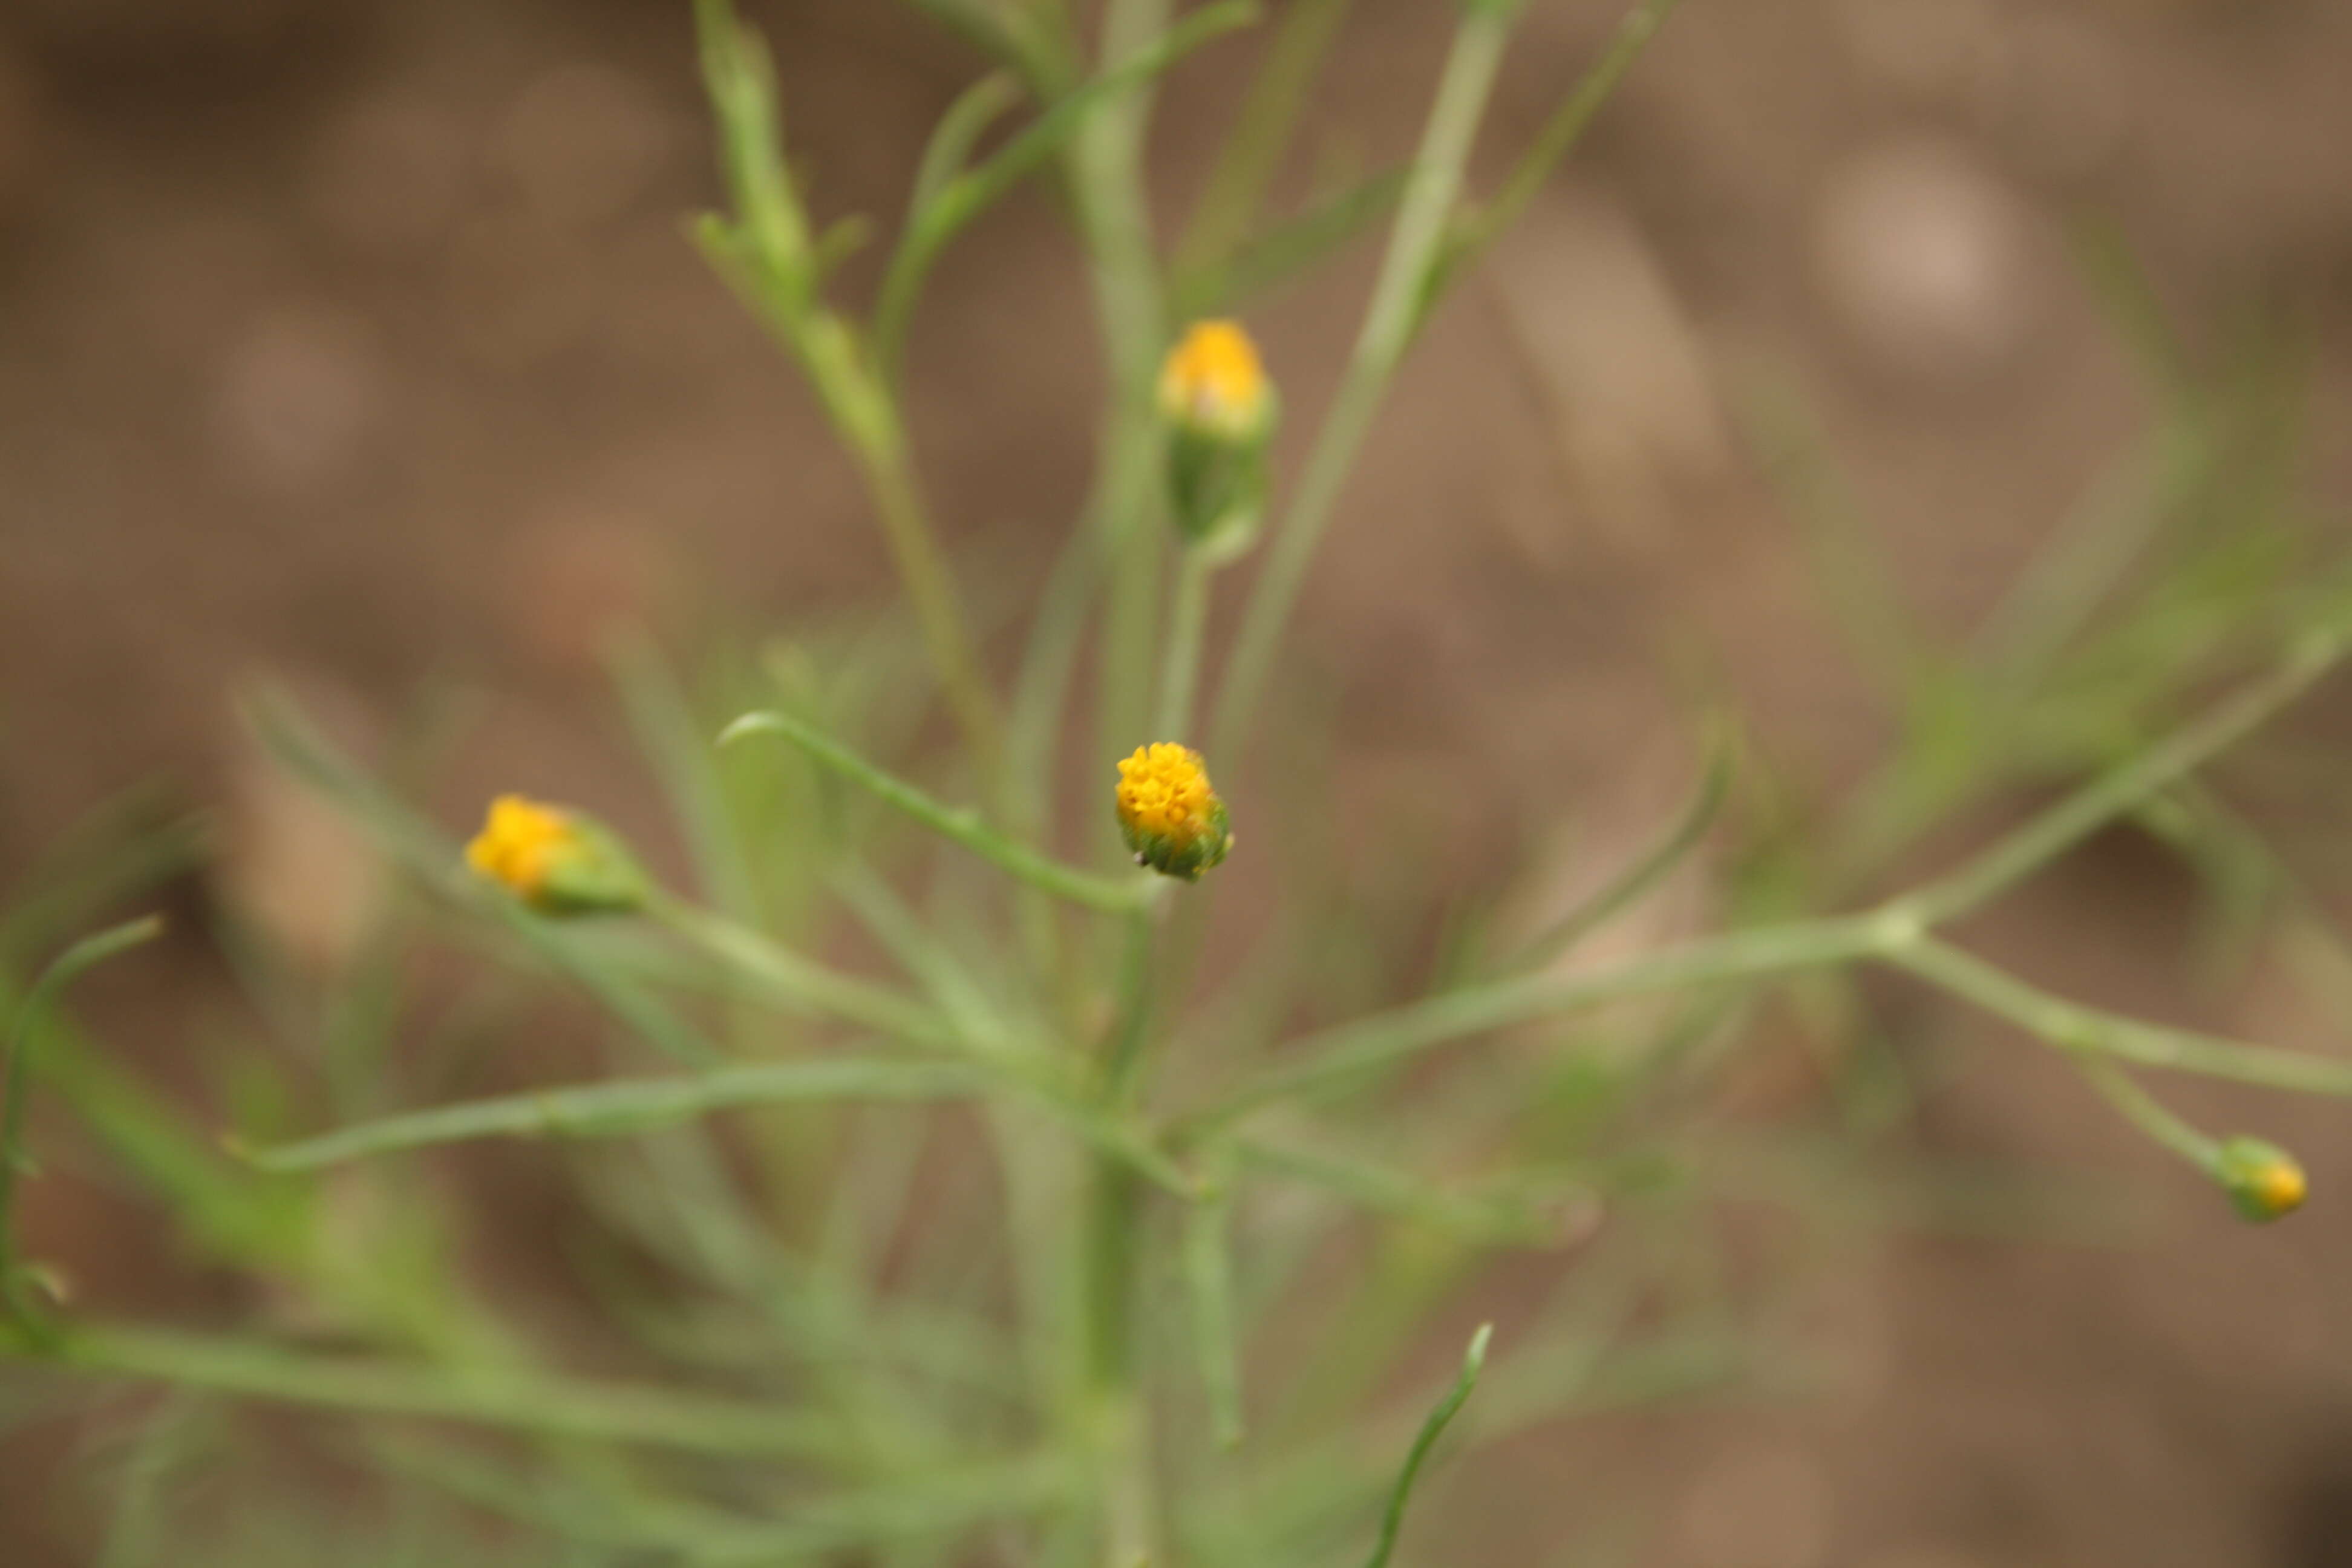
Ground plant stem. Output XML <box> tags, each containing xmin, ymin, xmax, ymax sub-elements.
<box><xmin>1073</xmin><ymin>0</ymin><xmax>1175</xmax><ymax>818</ymax></box>
<box><xmin>2074</xmin><ymin>1054</ymin><xmax>2223</xmax><ymax>1169</ymax></box>
<box><xmin>1209</xmin><ymin>7</ymin><xmax>1514</xmax><ymax>763</ymax></box>
<box><xmin>1155</xmin><ymin>546</ymin><xmax>1217</xmax><ymax>740</ymax></box>
<box><xmin>648</xmin><ymin>892</ymin><xmax>962</xmax><ymax>1048</ymax></box>
<box><xmin>720</xmin><ymin>710</ymin><xmax>1163</xmax><ymax>912</ymax></box>
<box><xmin>1884</xmin><ymin>936</ymin><xmax>2352</xmax><ymax>1099</ymax></box>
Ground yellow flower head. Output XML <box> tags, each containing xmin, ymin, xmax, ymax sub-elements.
<box><xmin>466</xmin><ymin>794</ymin><xmax>646</xmax><ymax>915</ymax></box>
<box><xmin>1115</xmin><ymin>743</ymin><xmax>1233</xmax><ymax>881</ymax></box>
<box><xmin>1157</xmin><ymin>320</ymin><xmax>1273</xmax><ymax>444</ymax></box>
<box><xmin>2215</xmin><ymin>1136</ymin><xmax>2307</xmax><ymax>1223</ymax></box>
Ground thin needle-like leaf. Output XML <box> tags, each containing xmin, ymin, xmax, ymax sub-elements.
<box><xmin>1362</xmin><ymin>1323</ymin><xmax>1491</xmax><ymax>1568</ymax></box>
<box><xmin>1492</xmin><ymin>724</ymin><xmax>1732</xmax><ymax>976</ymax></box>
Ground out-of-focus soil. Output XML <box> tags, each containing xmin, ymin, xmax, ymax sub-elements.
<box><xmin>4</xmin><ymin>1</ymin><xmax>2352</xmax><ymax>1564</ymax></box>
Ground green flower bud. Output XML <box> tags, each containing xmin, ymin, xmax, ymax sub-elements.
<box><xmin>1158</xmin><ymin>320</ymin><xmax>1277</xmax><ymax>553</ymax></box>
<box><xmin>466</xmin><ymin>795</ymin><xmax>649</xmax><ymax>916</ymax></box>
<box><xmin>2214</xmin><ymin>1136</ymin><xmax>2307</xmax><ymax>1223</ymax></box>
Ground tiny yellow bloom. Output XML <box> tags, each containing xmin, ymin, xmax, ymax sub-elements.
<box><xmin>1157</xmin><ymin>320</ymin><xmax>1273</xmax><ymax>444</ymax></box>
<box><xmin>1115</xmin><ymin>743</ymin><xmax>1233</xmax><ymax>881</ymax></box>
<box><xmin>2215</xmin><ymin>1135</ymin><xmax>2307</xmax><ymax>1223</ymax></box>
<box><xmin>466</xmin><ymin>794</ymin><xmax>646</xmax><ymax>915</ymax></box>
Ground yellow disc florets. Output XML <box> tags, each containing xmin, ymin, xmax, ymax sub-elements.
<box><xmin>465</xmin><ymin>794</ymin><xmax>646</xmax><ymax>915</ymax></box>
<box><xmin>1157</xmin><ymin>320</ymin><xmax>1273</xmax><ymax>443</ymax></box>
<box><xmin>1115</xmin><ymin>743</ymin><xmax>1232</xmax><ymax>881</ymax></box>
<box><xmin>466</xmin><ymin>795</ymin><xmax>577</xmax><ymax>898</ymax></box>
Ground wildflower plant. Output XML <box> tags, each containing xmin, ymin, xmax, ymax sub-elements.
<box><xmin>5</xmin><ymin>1</ymin><xmax>2352</xmax><ymax>1565</ymax></box>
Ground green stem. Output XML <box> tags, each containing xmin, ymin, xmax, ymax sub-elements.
<box><xmin>1883</xmin><ymin>936</ymin><xmax>2352</xmax><ymax>1099</ymax></box>
<box><xmin>237</xmin><ymin>1059</ymin><xmax>995</xmax><ymax>1172</ymax></box>
<box><xmin>721</xmin><ymin>710</ymin><xmax>1162</xmax><ymax>912</ymax></box>
<box><xmin>1209</xmin><ymin>7</ymin><xmax>1514</xmax><ymax>763</ymax></box>
<box><xmin>1198</xmin><ymin>915</ymin><xmax>1886</xmax><ymax>1126</ymax></box>
<box><xmin>1155</xmin><ymin>546</ymin><xmax>1217</xmax><ymax>741</ymax></box>
<box><xmin>1074</xmin><ymin>0</ymin><xmax>1175</xmax><ymax>822</ymax></box>
<box><xmin>2073</xmin><ymin>1054</ymin><xmax>2222</xmax><ymax>1169</ymax></box>
<box><xmin>0</xmin><ymin>917</ymin><xmax>165</xmax><ymax>1323</ymax></box>
<box><xmin>648</xmin><ymin>893</ymin><xmax>961</xmax><ymax>1048</ymax></box>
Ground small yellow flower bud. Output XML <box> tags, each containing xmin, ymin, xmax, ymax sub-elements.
<box><xmin>1158</xmin><ymin>321</ymin><xmax>1273</xmax><ymax>442</ymax></box>
<box><xmin>465</xmin><ymin>794</ymin><xmax>647</xmax><ymax>915</ymax></box>
<box><xmin>1115</xmin><ymin>743</ymin><xmax>1233</xmax><ymax>882</ymax></box>
<box><xmin>2214</xmin><ymin>1136</ymin><xmax>2306</xmax><ymax>1223</ymax></box>
<box><xmin>1157</xmin><ymin>321</ymin><xmax>1277</xmax><ymax>552</ymax></box>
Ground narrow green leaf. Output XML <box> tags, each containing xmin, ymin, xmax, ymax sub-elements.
<box><xmin>1174</xmin><ymin>165</ymin><xmax>1408</xmax><ymax>319</ymax></box>
<box><xmin>1171</xmin><ymin>0</ymin><xmax>1356</xmax><ymax>286</ymax></box>
<box><xmin>1425</xmin><ymin>0</ymin><xmax>1684</xmax><ymax>308</ymax></box>
<box><xmin>1235</xmin><ymin>1136</ymin><xmax>1578</xmax><ymax>1247</ymax></box>
<box><xmin>1</xmin><ymin>916</ymin><xmax>166</xmax><ymax>1323</ymax></box>
<box><xmin>910</xmin><ymin>72</ymin><xmax>1025</xmax><ymax>221</ymax></box>
<box><xmin>1362</xmin><ymin>1323</ymin><xmax>1492</xmax><ymax>1568</ymax></box>
<box><xmin>238</xmin><ymin>1058</ymin><xmax>993</xmax><ymax>1172</ymax></box>
<box><xmin>1491</xmin><ymin>721</ymin><xmax>1733</xmax><ymax>976</ymax></box>
<box><xmin>873</xmin><ymin>0</ymin><xmax>1260</xmax><ymax>369</ymax></box>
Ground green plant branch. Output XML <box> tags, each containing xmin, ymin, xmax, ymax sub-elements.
<box><xmin>874</xmin><ymin>1</ymin><xmax>1259</xmax><ymax>377</ymax></box>
<box><xmin>235</xmin><ymin>1059</ymin><xmax>995</xmax><ymax>1172</ymax></box>
<box><xmin>1209</xmin><ymin>5</ymin><xmax>1514</xmax><ymax>762</ymax></box>
<box><xmin>1171</xmin><ymin>0</ymin><xmax>1355</xmax><ymax>287</ymax></box>
<box><xmin>1492</xmin><ymin>722</ymin><xmax>1732</xmax><ymax>976</ymax></box>
<box><xmin>1882</xmin><ymin>624</ymin><xmax>2351</xmax><ymax>927</ymax></box>
<box><xmin>1883</xmin><ymin>936</ymin><xmax>2352</xmax><ymax>1099</ymax></box>
<box><xmin>901</xmin><ymin>0</ymin><xmax>1077</xmax><ymax>97</ymax></box>
<box><xmin>1431</xmin><ymin>0</ymin><xmax>1687</xmax><ymax>296</ymax></box>
<box><xmin>1155</xmin><ymin>544</ymin><xmax>1218</xmax><ymax>740</ymax></box>
<box><xmin>1199</xmin><ymin>627</ymin><xmax>2352</xmax><ymax>1126</ymax></box>
<box><xmin>2074</xmin><ymin>1053</ymin><xmax>2222</xmax><ymax>1169</ymax></box>
<box><xmin>722</xmin><ymin>709</ymin><xmax>1162</xmax><ymax>912</ymax></box>
<box><xmin>1200</xmin><ymin>915</ymin><xmax>1886</xmax><ymax>1126</ymax></box>
<box><xmin>1235</xmin><ymin>1134</ymin><xmax>1582</xmax><ymax>1247</ymax></box>
<box><xmin>238</xmin><ymin>1042</ymin><xmax>1197</xmax><ymax>1199</ymax></box>
<box><xmin>647</xmin><ymin>892</ymin><xmax>963</xmax><ymax>1048</ymax></box>
<box><xmin>694</xmin><ymin>0</ymin><xmax>1004</xmax><ymax>792</ymax></box>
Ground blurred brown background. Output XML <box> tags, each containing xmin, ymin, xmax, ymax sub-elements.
<box><xmin>4</xmin><ymin>0</ymin><xmax>2352</xmax><ymax>1564</ymax></box>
